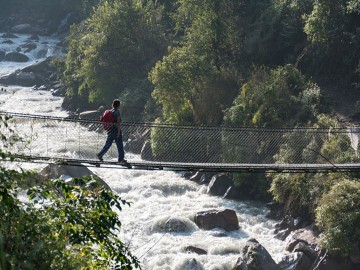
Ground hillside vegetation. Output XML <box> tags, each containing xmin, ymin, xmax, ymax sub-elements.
<box><xmin>1</xmin><ymin>0</ymin><xmax>360</xmax><ymax>262</ymax></box>
<box><xmin>59</xmin><ymin>0</ymin><xmax>360</xmax><ymax>259</ymax></box>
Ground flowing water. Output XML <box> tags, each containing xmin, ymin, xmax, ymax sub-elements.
<box><xmin>0</xmin><ymin>33</ymin><xmax>289</xmax><ymax>269</ymax></box>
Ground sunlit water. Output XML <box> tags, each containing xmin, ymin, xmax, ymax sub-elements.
<box><xmin>0</xmin><ymin>33</ymin><xmax>289</xmax><ymax>269</ymax></box>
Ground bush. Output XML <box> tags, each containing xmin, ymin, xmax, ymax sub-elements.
<box><xmin>316</xmin><ymin>180</ymin><xmax>360</xmax><ymax>256</ymax></box>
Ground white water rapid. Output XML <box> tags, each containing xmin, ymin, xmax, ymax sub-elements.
<box><xmin>0</xmin><ymin>33</ymin><xmax>289</xmax><ymax>269</ymax></box>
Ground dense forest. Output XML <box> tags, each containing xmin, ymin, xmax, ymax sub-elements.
<box><xmin>1</xmin><ymin>0</ymin><xmax>360</xmax><ymax>268</ymax></box>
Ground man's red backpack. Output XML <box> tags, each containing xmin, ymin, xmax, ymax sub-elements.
<box><xmin>100</xmin><ymin>109</ymin><xmax>115</xmax><ymax>131</ymax></box>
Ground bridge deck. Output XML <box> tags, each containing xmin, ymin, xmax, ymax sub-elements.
<box><xmin>2</xmin><ymin>112</ymin><xmax>360</xmax><ymax>172</ymax></box>
<box><xmin>7</xmin><ymin>155</ymin><xmax>360</xmax><ymax>173</ymax></box>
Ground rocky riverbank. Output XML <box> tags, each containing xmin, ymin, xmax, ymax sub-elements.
<box><xmin>183</xmin><ymin>170</ymin><xmax>359</xmax><ymax>270</ymax></box>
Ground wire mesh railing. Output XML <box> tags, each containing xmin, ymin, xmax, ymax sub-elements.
<box><xmin>1</xmin><ymin>112</ymin><xmax>360</xmax><ymax>170</ymax></box>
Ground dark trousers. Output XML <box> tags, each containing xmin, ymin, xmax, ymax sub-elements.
<box><xmin>98</xmin><ymin>128</ymin><xmax>124</xmax><ymax>160</ymax></box>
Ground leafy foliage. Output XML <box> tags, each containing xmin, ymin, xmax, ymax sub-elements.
<box><xmin>269</xmin><ymin>115</ymin><xmax>360</xmax><ymax>219</ymax></box>
<box><xmin>224</xmin><ymin>65</ymin><xmax>322</xmax><ymax>128</ymax></box>
<box><xmin>316</xmin><ymin>180</ymin><xmax>360</xmax><ymax>256</ymax></box>
<box><xmin>64</xmin><ymin>0</ymin><xmax>168</xmax><ymax>121</ymax></box>
<box><xmin>0</xmin><ymin>116</ymin><xmax>140</xmax><ymax>269</ymax></box>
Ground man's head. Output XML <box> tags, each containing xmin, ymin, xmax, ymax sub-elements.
<box><xmin>112</xmin><ymin>99</ymin><xmax>120</xmax><ymax>108</ymax></box>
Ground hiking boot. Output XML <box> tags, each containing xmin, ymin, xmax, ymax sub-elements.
<box><xmin>97</xmin><ymin>153</ymin><xmax>103</xmax><ymax>161</ymax></box>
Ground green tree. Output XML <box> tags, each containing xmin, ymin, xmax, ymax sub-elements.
<box><xmin>316</xmin><ymin>180</ymin><xmax>360</xmax><ymax>256</ymax></box>
<box><xmin>64</xmin><ymin>0</ymin><xmax>168</xmax><ymax>121</ymax></box>
<box><xmin>150</xmin><ymin>0</ymin><xmax>258</xmax><ymax>125</ymax></box>
<box><xmin>301</xmin><ymin>0</ymin><xmax>360</xmax><ymax>84</ymax></box>
<box><xmin>224</xmin><ymin>64</ymin><xmax>322</xmax><ymax>128</ymax></box>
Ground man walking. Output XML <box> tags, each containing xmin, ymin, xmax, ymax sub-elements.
<box><xmin>97</xmin><ymin>99</ymin><xmax>126</xmax><ymax>163</ymax></box>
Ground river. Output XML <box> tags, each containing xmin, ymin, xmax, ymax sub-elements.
<box><xmin>0</xmin><ymin>33</ymin><xmax>288</xmax><ymax>269</ymax></box>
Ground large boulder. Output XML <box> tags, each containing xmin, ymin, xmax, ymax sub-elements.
<box><xmin>184</xmin><ymin>246</ymin><xmax>207</xmax><ymax>255</ymax></box>
<box><xmin>39</xmin><ymin>164</ymin><xmax>110</xmax><ymax>190</ymax></box>
<box><xmin>232</xmin><ymin>238</ymin><xmax>280</xmax><ymax>270</ymax></box>
<box><xmin>194</xmin><ymin>209</ymin><xmax>239</xmax><ymax>231</ymax></box>
<box><xmin>124</xmin><ymin>129</ymin><xmax>150</xmax><ymax>154</ymax></box>
<box><xmin>4</xmin><ymin>52</ymin><xmax>29</xmax><ymax>62</ymax></box>
<box><xmin>278</xmin><ymin>252</ymin><xmax>313</xmax><ymax>270</ymax></box>
<box><xmin>190</xmin><ymin>170</ymin><xmax>214</xmax><ymax>185</ymax></box>
<box><xmin>207</xmin><ymin>173</ymin><xmax>234</xmax><ymax>196</ymax></box>
<box><xmin>175</xmin><ymin>258</ymin><xmax>204</xmax><ymax>270</ymax></box>
<box><xmin>11</xmin><ymin>23</ymin><xmax>33</xmax><ymax>33</ymax></box>
<box><xmin>0</xmin><ymin>71</ymin><xmax>36</xmax><ymax>86</ymax></box>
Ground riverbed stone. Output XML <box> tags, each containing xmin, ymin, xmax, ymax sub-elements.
<box><xmin>190</xmin><ymin>170</ymin><xmax>214</xmax><ymax>185</ymax></box>
<box><xmin>124</xmin><ymin>129</ymin><xmax>150</xmax><ymax>154</ymax></box>
<box><xmin>4</xmin><ymin>52</ymin><xmax>29</xmax><ymax>62</ymax></box>
<box><xmin>207</xmin><ymin>173</ymin><xmax>234</xmax><ymax>196</ymax></box>
<box><xmin>184</xmin><ymin>246</ymin><xmax>207</xmax><ymax>255</ymax></box>
<box><xmin>194</xmin><ymin>209</ymin><xmax>239</xmax><ymax>231</ymax></box>
<box><xmin>11</xmin><ymin>23</ymin><xmax>33</xmax><ymax>33</ymax></box>
<box><xmin>1</xmin><ymin>33</ymin><xmax>18</xmax><ymax>38</ymax></box>
<box><xmin>232</xmin><ymin>238</ymin><xmax>280</xmax><ymax>270</ymax></box>
<box><xmin>176</xmin><ymin>258</ymin><xmax>204</xmax><ymax>270</ymax></box>
<box><xmin>39</xmin><ymin>164</ymin><xmax>110</xmax><ymax>190</ymax></box>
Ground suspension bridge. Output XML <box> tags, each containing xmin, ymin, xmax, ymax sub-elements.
<box><xmin>1</xmin><ymin>111</ymin><xmax>360</xmax><ymax>172</ymax></box>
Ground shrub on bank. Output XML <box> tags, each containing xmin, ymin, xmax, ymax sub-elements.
<box><xmin>316</xmin><ymin>180</ymin><xmax>360</xmax><ymax>256</ymax></box>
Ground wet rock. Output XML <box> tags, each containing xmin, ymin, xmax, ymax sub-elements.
<box><xmin>150</xmin><ymin>217</ymin><xmax>196</xmax><ymax>233</ymax></box>
<box><xmin>184</xmin><ymin>246</ymin><xmax>207</xmax><ymax>255</ymax></box>
<box><xmin>275</xmin><ymin>228</ymin><xmax>291</xmax><ymax>241</ymax></box>
<box><xmin>207</xmin><ymin>173</ymin><xmax>234</xmax><ymax>196</ymax></box>
<box><xmin>124</xmin><ymin>129</ymin><xmax>150</xmax><ymax>154</ymax></box>
<box><xmin>286</xmin><ymin>225</ymin><xmax>320</xmax><ymax>248</ymax></box>
<box><xmin>189</xmin><ymin>170</ymin><xmax>214</xmax><ymax>185</ymax></box>
<box><xmin>0</xmin><ymin>51</ymin><xmax>5</xmax><ymax>61</ymax></box>
<box><xmin>36</xmin><ymin>48</ymin><xmax>48</xmax><ymax>58</ymax></box>
<box><xmin>0</xmin><ymin>70</ymin><xmax>36</xmax><ymax>86</ymax></box>
<box><xmin>28</xmin><ymin>34</ymin><xmax>39</xmax><ymax>41</ymax></box>
<box><xmin>4</xmin><ymin>52</ymin><xmax>29</xmax><ymax>62</ymax></box>
<box><xmin>11</xmin><ymin>23</ymin><xmax>33</xmax><ymax>33</ymax></box>
<box><xmin>163</xmin><ymin>217</ymin><xmax>192</xmax><ymax>233</ymax></box>
<box><xmin>21</xmin><ymin>41</ymin><xmax>37</xmax><ymax>52</ymax></box>
<box><xmin>2</xmin><ymin>39</ymin><xmax>14</xmax><ymax>44</ymax></box>
<box><xmin>266</xmin><ymin>201</ymin><xmax>284</xmax><ymax>220</ymax></box>
<box><xmin>39</xmin><ymin>164</ymin><xmax>110</xmax><ymax>190</ymax></box>
<box><xmin>176</xmin><ymin>258</ymin><xmax>204</xmax><ymax>270</ymax></box>
<box><xmin>1</xmin><ymin>33</ymin><xmax>18</xmax><ymax>38</ymax></box>
<box><xmin>281</xmin><ymin>251</ymin><xmax>313</xmax><ymax>270</ymax></box>
<box><xmin>293</xmin><ymin>242</ymin><xmax>318</xmax><ymax>260</ymax></box>
<box><xmin>194</xmin><ymin>208</ymin><xmax>239</xmax><ymax>231</ymax></box>
<box><xmin>232</xmin><ymin>238</ymin><xmax>280</xmax><ymax>270</ymax></box>
<box><xmin>223</xmin><ymin>185</ymin><xmax>242</xmax><ymax>199</ymax></box>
